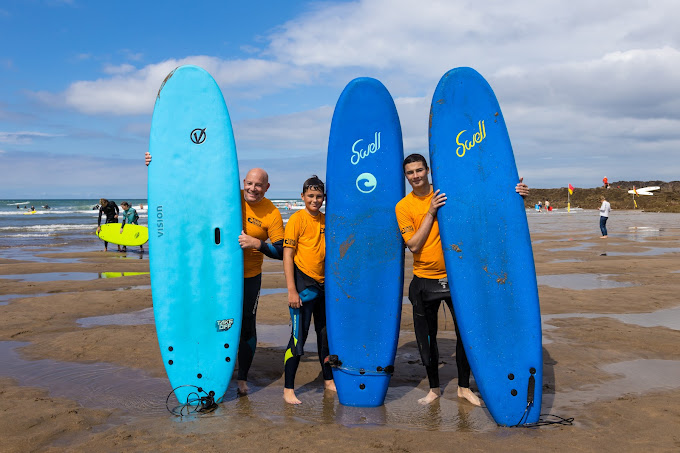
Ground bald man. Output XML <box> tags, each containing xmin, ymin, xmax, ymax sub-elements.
<box><xmin>145</xmin><ymin>153</ymin><xmax>284</xmax><ymax>395</ymax></box>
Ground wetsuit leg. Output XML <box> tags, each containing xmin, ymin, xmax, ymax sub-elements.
<box><xmin>237</xmin><ymin>274</ymin><xmax>261</xmax><ymax>382</ymax></box>
<box><xmin>443</xmin><ymin>298</ymin><xmax>471</xmax><ymax>388</ymax></box>
<box><xmin>409</xmin><ymin>278</ymin><xmax>442</xmax><ymax>389</ymax></box>
<box><xmin>311</xmin><ymin>292</ymin><xmax>333</xmax><ymax>380</ymax></box>
<box><xmin>284</xmin><ymin>298</ymin><xmax>315</xmax><ymax>389</ymax></box>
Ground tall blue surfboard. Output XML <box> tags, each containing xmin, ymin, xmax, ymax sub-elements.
<box><xmin>325</xmin><ymin>77</ymin><xmax>405</xmax><ymax>407</ymax></box>
<box><xmin>429</xmin><ymin>67</ymin><xmax>542</xmax><ymax>426</ymax></box>
<box><xmin>148</xmin><ymin>65</ymin><xmax>243</xmax><ymax>404</ymax></box>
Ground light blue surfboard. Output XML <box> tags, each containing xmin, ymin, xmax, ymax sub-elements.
<box><xmin>429</xmin><ymin>67</ymin><xmax>542</xmax><ymax>426</ymax></box>
<box><xmin>148</xmin><ymin>65</ymin><xmax>243</xmax><ymax>405</ymax></box>
<box><xmin>325</xmin><ymin>77</ymin><xmax>405</xmax><ymax>407</ymax></box>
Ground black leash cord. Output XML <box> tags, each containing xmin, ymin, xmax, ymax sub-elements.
<box><xmin>512</xmin><ymin>402</ymin><xmax>574</xmax><ymax>428</ymax></box>
<box><xmin>165</xmin><ymin>385</ymin><xmax>218</xmax><ymax>416</ymax></box>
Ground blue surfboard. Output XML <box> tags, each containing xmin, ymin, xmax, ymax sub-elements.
<box><xmin>148</xmin><ymin>65</ymin><xmax>243</xmax><ymax>405</ymax></box>
<box><xmin>429</xmin><ymin>67</ymin><xmax>542</xmax><ymax>426</ymax></box>
<box><xmin>325</xmin><ymin>77</ymin><xmax>405</xmax><ymax>407</ymax></box>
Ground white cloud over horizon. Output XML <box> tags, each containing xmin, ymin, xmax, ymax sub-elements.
<box><xmin>3</xmin><ymin>0</ymin><xmax>680</xmax><ymax>196</ymax></box>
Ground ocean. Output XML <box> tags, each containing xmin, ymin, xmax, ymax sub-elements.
<box><xmin>2</xmin><ymin>199</ymin><xmax>679</xmax><ymax>259</ymax></box>
<box><xmin>0</xmin><ymin>198</ymin><xmax>304</xmax><ymax>255</ymax></box>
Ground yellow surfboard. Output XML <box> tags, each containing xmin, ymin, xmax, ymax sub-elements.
<box><xmin>97</xmin><ymin>223</ymin><xmax>149</xmax><ymax>246</ymax></box>
<box><xmin>100</xmin><ymin>272</ymin><xmax>150</xmax><ymax>278</ymax></box>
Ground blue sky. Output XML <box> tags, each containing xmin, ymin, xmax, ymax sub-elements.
<box><xmin>1</xmin><ymin>0</ymin><xmax>679</xmax><ymax>198</ymax></box>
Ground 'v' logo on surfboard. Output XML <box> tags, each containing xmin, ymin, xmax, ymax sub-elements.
<box><xmin>191</xmin><ymin>128</ymin><xmax>207</xmax><ymax>144</ymax></box>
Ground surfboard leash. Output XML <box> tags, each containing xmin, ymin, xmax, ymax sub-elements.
<box><xmin>511</xmin><ymin>374</ymin><xmax>574</xmax><ymax>428</ymax></box>
<box><xmin>165</xmin><ymin>385</ymin><xmax>219</xmax><ymax>416</ymax></box>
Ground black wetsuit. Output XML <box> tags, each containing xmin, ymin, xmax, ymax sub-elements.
<box><xmin>98</xmin><ymin>202</ymin><xmax>119</xmax><ymax>225</ymax></box>
<box><xmin>283</xmin><ymin>265</ymin><xmax>332</xmax><ymax>389</ymax></box>
<box><xmin>98</xmin><ymin>202</ymin><xmax>119</xmax><ymax>249</ymax></box>
<box><xmin>237</xmin><ymin>239</ymin><xmax>284</xmax><ymax>382</ymax></box>
<box><xmin>409</xmin><ymin>275</ymin><xmax>471</xmax><ymax>389</ymax></box>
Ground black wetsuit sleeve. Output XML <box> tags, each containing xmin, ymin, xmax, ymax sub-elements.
<box><xmin>259</xmin><ymin>239</ymin><xmax>283</xmax><ymax>260</ymax></box>
<box><xmin>98</xmin><ymin>208</ymin><xmax>103</xmax><ymax>226</ymax></box>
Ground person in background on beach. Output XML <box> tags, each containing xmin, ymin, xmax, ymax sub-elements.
<box><xmin>599</xmin><ymin>195</ymin><xmax>611</xmax><ymax>238</ymax></box>
<box><xmin>96</xmin><ymin>198</ymin><xmax>121</xmax><ymax>252</ymax></box>
<box><xmin>120</xmin><ymin>201</ymin><xmax>143</xmax><ymax>253</ymax></box>
<box><xmin>282</xmin><ymin>175</ymin><xmax>336</xmax><ymax>404</ymax></box>
<box><xmin>145</xmin><ymin>152</ymin><xmax>285</xmax><ymax>395</ymax></box>
<box><xmin>395</xmin><ymin>153</ymin><xmax>529</xmax><ymax>406</ymax></box>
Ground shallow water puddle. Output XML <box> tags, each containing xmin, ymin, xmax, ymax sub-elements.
<box><xmin>0</xmin><ymin>271</ymin><xmax>149</xmax><ymax>282</ymax></box>
<box><xmin>0</xmin><ymin>341</ymin><xmax>172</xmax><ymax>414</ymax></box>
<box><xmin>0</xmin><ymin>292</ymin><xmax>53</xmax><ymax>306</ymax></box>
<box><xmin>77</xmin><ymin>308</ymin><xmax>155</xmax><ymax>328</ymax></box>
<box><xmin>547</xmin><ymin>243</ymin><xmax>596</xmax><ymax>252</ymax></box>
<box><xmin>549</xmin><ymin>359</ymin><xmax>680</xmax><ymax>410</ymax></box>
<box><xmin>537</xmin><ymin>273</ymin><xmax>635</xmax><ymax>290</ymax></box>
<box><xmin>222</xmin><ymin>384</ymin><xmax>497</xmax><ymax>432</ymax></box>
<box><xmin>603</xmin><ymin>247</ymin><xmax>680</xmax><ymax>257</ymax></box>
<box><xmin>0</xmin><ymin>272</ymin><xmax>102</xmax><ymax>282</ymax></box>
<box><xmin>0</xmin><ymin>340</ymin><xmax>494</xmax><ymax>431</ymax></box>
<box><xmin>543</xmin><ymin>306</ymin><xmax>680</xmax><ymax>331</ymax></box>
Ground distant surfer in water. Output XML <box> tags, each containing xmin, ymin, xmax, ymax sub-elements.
<box><xmin>145</xmin><ymin>152</ymin><xmax>285</xmax><ymax>395</ymax></box>
<box><xmin>96</xmin><ymin>199</ymin><xmax>121</xmax><ymax>252</ymax></box>
<box><xmin>395</xmin><ymin>153</ymin><xmax>529</xmax><ymax>406</ymax></box>
<box><xmin>282</xmin><ymin>175</ymin><xmax>336</xmax><ymax>404</ymax></box>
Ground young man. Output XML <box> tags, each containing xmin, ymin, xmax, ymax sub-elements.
<box><xmin>395</xmin><ymin>153</ymin><xmax>529</xmax><ymax>406</ymax></box>
<box><xmin>145</xmin><ymin>153</ymin><xmax>284</xmax><ymax>395</ymax></box>
<box><xmin>282</xmin><ymin>175</ymin><xmax>336</xmax><ymax>404</ymax></box>
<box><xmin>599</xmin><ymin>195</ymin><xmax>611</xmax><ymax>238</ymax></box>
<box><xmin>96</xmin><ymin>198</ymin><xmax>121</xmax><ymax>252</ymax></box>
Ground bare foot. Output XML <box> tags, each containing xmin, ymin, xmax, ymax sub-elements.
<box><xmin>457</xmin><ymin>386</ymin><xmax>482</xmax><ymax>406</ymax></box>
<box><xmin>324</xmin><ymin>379</ymin><xmax>337</xmax><ymax>392</ymax></box>
<box><xmin>283</xmin><ymin>388</ymin><xmax>302</xmax><ymax>405</ymax></box>
<box><xmin>418</xmin><ymin>388</ymin><xmax>440</xmax><ymax>405</ymax></box>
<box><xmin>237</xmin><ymin>380</ymin><xmax>249</xmax><ymax>396</ymax></box>
<box><xmin>600</xmin><ymin>235</ymin><xmax>607</xmax><ymax>239</ymax></box>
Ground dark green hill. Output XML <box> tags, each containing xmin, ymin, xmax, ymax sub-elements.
<box><xmin>525</xmin><ymin>181</ymin><xmax>680</xmax><ymax>213</ymax></box>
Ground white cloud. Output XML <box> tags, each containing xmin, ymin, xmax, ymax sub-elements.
<box><xmin>102</xmin><ymin>63</ymin><xmax>137</xmax><ymax>75</ymax></box>
<box><xmin>34</xmin><ymin>56</ymin><xmax>312</xmax><ymax>116</ymax></box>
<box><xmin>0</xmin><ymin>131</ymin><xmax>65</xmax><ymax>145</ymax></box>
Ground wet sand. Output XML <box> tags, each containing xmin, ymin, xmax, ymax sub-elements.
<box><xmin>1</xmin><ymin>225</ymin><xmax>680</xmax><ymax>452</ymax></box>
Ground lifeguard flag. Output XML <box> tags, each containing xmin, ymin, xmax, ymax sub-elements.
<box><xmin>568</xmin><ymin>184</ymin><xmax>574</xmax><ymax>195</ymax></box>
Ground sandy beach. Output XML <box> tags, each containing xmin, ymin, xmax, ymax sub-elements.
<box><xmin>1</xmin><ymin>210</ymin><xmax>680</xmax><ymax>452</ymax></box>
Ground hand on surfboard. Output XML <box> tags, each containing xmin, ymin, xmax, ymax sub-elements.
<box><xmin>428</xmin><ymin>189</ymin><xmax>447</xmax><ymax>216</ymax></box>
<box><xmin>516</xmin><ymin>178</ymin><xmax>529</xmax><ymax>197</ymax></box>
<box><xmin>238</xmin><ymin>231</ymin><xmax>260</xmax><ymax>249</ymax></box>
<box><xmin>145</xmin><ymin>152</ymin><xmax>152</xmax><ymax>166</ymax></box>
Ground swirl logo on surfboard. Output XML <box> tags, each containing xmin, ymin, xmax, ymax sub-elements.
<box><xmin>356</xmin><ymin>172</ymin><xmax>377</xmax><ymax>193</ymax></box>
<box><xmin>350</xmin><ymin>132</ymin><xmax>381</xmax><ymax>165</ymax></box>
<box><xmin>455</xmin><ymin>121</ymin><xmax>486</xmax><ymax>157</ymax></box>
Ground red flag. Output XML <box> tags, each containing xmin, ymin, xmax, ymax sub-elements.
<box><xmin>568</xmin><ymin>184</ymin><xmax>574</xmax><ymax>195</ymax></box>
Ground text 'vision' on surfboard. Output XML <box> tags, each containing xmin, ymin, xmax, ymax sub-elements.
<box><xmin>455</xmin><ymin>121</ymin><xmax>486</xmax><ymax>157</ymax></box>
<box><xmin>156</xmin><ymin>205</ymin><xmax>164</xmax><ymax>237</ymax></box>
<box><xmin>351</xmin><ymin>132</ymin><xmax>381</xmax><ymax>165</ymax></box>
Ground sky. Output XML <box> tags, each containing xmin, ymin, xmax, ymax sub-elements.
<box><xmin>1</xmin><ymin>0</ymin><xmax>679</xmax><ymax>199</ymax></box>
